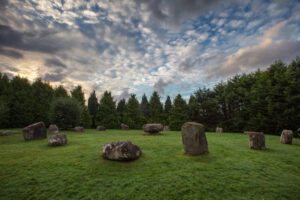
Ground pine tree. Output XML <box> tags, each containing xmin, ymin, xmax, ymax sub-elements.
<box><xmin>163</xmin><ymin>96</ymin><xmax>172</xmax><ymax>125</ymax></box>
<box><xmin>148</xmin><ymin>91</ymin><xmax>163</xmax><ymax>123</ymax></box>
<box><xmin>32</xmin><ymin>79</ymin><xmax>54</xmax><ymax>126</ymax></box>
<box><xmin>188</xmin><ymin>94</ymin><xmax>198</xmax><ymax>122</ymax></box>
<box><xmin>123</xmin><ymin>94</ymin><xmax>145</xmax><ymax>129</ymax></box>
<box><xmin>71</xmin><ymin>85</ymin><xmax>85</xmax><ymax>106</ymax></box>
<box><xmin>54</xmin><ymin>85</ymin><xmax>69</xmax><ymax>98</ymax></box>
<box><xmin>96</xmin><ymin>91</ymin><xmax>119</xmax><ymax>129</ymax></box>
<box><xmin>117</xmin><ymin>99</ymin><xmax>126</xmax><ymax>122</ymax></box>
<box><xmin>9</xmin><ymin>76</ymin><xmax>34</xmax><ymax>127</ymax></box>
<box><xmin>141</xmin><ymin>94</ymin><xmax>149</xmax><ymax>118</ymax></box>
<box><xmin>71</xmin><ymin>85</ymin><xmax>91</xmax><ymax>128</ymax></box>
<box><xmin>88</xmin><ymin>90</ymin><xmax>98</xmax><ymax>128</ymax></box>
<box><xmin>168</xmin><ymin>94</ymin><xmax>189</xmax><ymax>131</ymax></box>
<box><xmin>0</xmin><ymin>73</ymin><xmax>11</xmax><ymax>128</ymax></box>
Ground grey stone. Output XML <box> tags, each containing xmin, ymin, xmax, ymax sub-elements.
<box><xmin>181</xmin><ymin>122</ymin><xmax>208</xmax><ymax>155</ymax></box>
<box><xmin>23</xmin><ymin>122</ymin><xmax>47</xmax><ymax>141</ymax></box>
<box><xmin>48</xmin><ymin>124</ymin><xmax>59</xmax><ymax>134</ymax></box>
<box><xmin>245</xmin><ymin>132</ymin><xmax>266</xmax><ymax>150</ymax></box>
<box><xmin>48</xmin><ymin>134</ymin><xmax>67</xmax><ymax>146</ymax></box>
<box><xmin>74</xmin><ymin>126</ymin><xmax>84</xmax><ymax>132</ymax></box>
<box><xmin>121</xmin><ymin>123</ymin><xmax>129</xmax><ymax>130</ymax></box>
<box><xmin>280</xmin><ymin>130</ymin><xmax>293</xmax><ymax>144</ymax></box>
<box><xmin>142</xmin><ymin>124</ymin><xmax>163</xmax><ymax>135</ymax></box>
<box><xmin>102</xmin><ymin>140</ymin><xmax>142</xmax><ymax>161</ymax></box>
<box><xmin>97</xmin><ymin>126</ymin><xmax>106</xmax><ymax>131</ymax></box>
<box><xmin>216</xmin><ymin>127</ymin><xmax>223</xmax><ymax>133</ymax></box>
<box><xmin>163</xmin><ymin>126</ymin><xmax>170</xmax><ymax>131</ymax></box>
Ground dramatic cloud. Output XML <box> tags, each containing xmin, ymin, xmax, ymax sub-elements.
<box><xmin>0</xmin><ymin>0</ymin><xmax>299</xmax><ymax>100</ymax></box>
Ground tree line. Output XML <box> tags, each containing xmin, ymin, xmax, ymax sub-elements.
<box><xmin>0</xmin><ymin>58</ymin><xmax>299</xmax><ymax>134</ymax></box>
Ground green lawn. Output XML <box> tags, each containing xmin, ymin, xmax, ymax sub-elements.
<box><xmin>0</xmin><ymin>129</ymin><xmax>300</xmax><ymax>200</ymax></box>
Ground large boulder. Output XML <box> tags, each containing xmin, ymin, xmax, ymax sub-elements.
<box><xmin>23</xmin><ymin>122</ymin><xmax>47</xmax><ymax>141</ymax></box>
<box><xmin>143</xmin><ymin>124</ymin><xmax>163</xmax><ymax>135</ymax></box>
<box><xmin>48</xmin><ymin>124</ymin><xmax>59</xmax><ymax>134</ymax></box>
<box><xmin>74</xmin><ymin>126</ymin><xmax>84</xmax><ymax>132</ymax></box>
<box><xmin>280</xmin><ymin>130</ymin><xmax>293</xmax><ymax>144</ymax></box>
<box><xmin>163</xmin><ymin>126</ymin><xmax>170</xmax><ymax>131</ymax></box>
<box><xmin>181</xmin><ymin>122</ymin><xmax>208</xmax><ymax>155</ymax></box>
<box><xmin>48</xmin><ymin>134</ymin><xmax>67</xmax><ymax>146</ymax></box>
<box><xmin>216</xmin><ymin>127</ymin><xmax>223</xmax><ymax>133</ymax></box>
<box><xmin>102</xmin><ymin>140</ymin><xmax>142</xmax><ymax>161</ymax></box>
<box><xmin>121</xmin><ymin>123</ymin><xmax>129</xmax><ymax>130</ymax></box>
<box><xmin>97</xmin><ymin>126</ymin><xmax>106</xmax><ymax>131</ymax></box>
<box><xmin>245</xmin><ymin>132</ymin><xmax>266</xmax><ymax>150</ymax></box>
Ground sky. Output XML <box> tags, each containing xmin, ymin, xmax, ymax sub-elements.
<box><xmin>1</xmin><ymin>0</ymin><xmax>300</xmax><ymax>102</ymax></box>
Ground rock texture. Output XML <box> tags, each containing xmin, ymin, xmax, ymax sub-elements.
<box><xmin>181</xmin><ymin>122</ymin><xmax>208</xmax><ymax>155</ymax></box>
<box><xmin>48</xmin><ymin>124</ymin><xmax>59</xmax><ymax>134</ymax></box>
<box><xmin>74</xmin><ymin>126</ymin><xmax>84</xmax><ymax>132</ymax></box>
<box><xmin>163</xmin><ymin>126</ymin><xmax>170</xmax><ymax>131</ymax></box>
<box><xmin>121</xmin><ymin>123</ymin><xmax>129</xmax><ymax>130</ymax></box>
<box><xmin>23</xmin><ymin>122</ymin><xmax>47</xmax><ymax>141</ymax></box>
<box><xmin>142</xmin><ymin>124</ymin><xmax>163</xmax><ymax>135</ymax></box>
<box><xmin>280</xmin><ymin>130</ymin><xmax>293</xmax><ymax>144</ymax></box>
<box><xmin>48</xmin><ymin>134</ymin><xmax>67</xmax><ymax>146</ymax></box>
<box><xmin>97</xmin><ymin>126</ymin><xmax>106</xmax><ymax>131</ymax></box>
<box><xmin>245</xmin><ymin>132</ymin><xmax>266</xmax><ymax>150</ymax></box>
<box><xmin>102</xmin><ymin>140</ymin><xmax>142</xmax><ymax>161</ymax></box>
<box><xmin>216</xmin><ymin>127</ymin><xmax>223</xmax><ymax>133</ymax></box>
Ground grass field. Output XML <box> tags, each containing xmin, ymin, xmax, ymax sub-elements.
<box><xmin>0</xmin><ymin>129</ymin><xmax>300</xmax><ymax>200</ymax></box>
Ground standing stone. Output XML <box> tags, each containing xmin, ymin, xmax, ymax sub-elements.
<box><xmin>121</xmin><ymin>123</ymin><xmax>129</xmax><ymax>130</ymax></box>
<box><xmin>48</xmin><ymin>134</ymin><xmax>68</xmax><ymax>146</ymax></box>
<box><xmin>74</xmin><ymin>126</ymin><xmax>84</xmax><ymax>132</ymax></box>
<box><xmin>97</xmin><ymin>126</ymin><xmax>106</xmax><ymax>131</ymax></box>
<box><xmin>163</xmin><ymin>126</ymin><xmax>170</xmax><ymax>131</ymax></box>
<box><xmin>48</xmin><ymin>124</ymin><xmax>59</xmax><ymax>134</ymax></box>
<box><xmin>297</xmin><ymin>128</ymin><xmax>300</xmax><ymax>137</ymax></box>
<box><xmin>245</xmin><ymin>132</ymin><xmax>266</xmax><ymax>150</ymax></box>
<box><xmin>181</xmin><ymin>122</ymin><xmax>208</xmax><ymax>155</ymax></box>
<box><xmin>23</xmin><ymin>122</ymin><xmax>47</xmax><ymax>141</ymax></box>
<box><xmin>280</xmin><ymin>130</ymin><xmax>293</xmax><ymax>144</ymax></box>
<box><xmin>142</xmin><ymin>124</ymin><xmax>163</xmax><ymax>135</ymax></box>
<box><xmin>102</xmin><ymin>140</ymin><xmax>142</xmax><ymax>161</ymax></box>
<box><xmin>216</xmin><ymin>127</ymin><xmax>223</xmax><ymax>133</ymax></box>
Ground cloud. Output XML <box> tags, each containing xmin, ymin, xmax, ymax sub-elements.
<box><xmin>0</xmin><ymin>25</ymin><xmax>73</xmax><ymax>54</ymax></box>
<box><xmin>205</xmin><ymin>20</ymin><xmax>300</xmax><ymax>78</ymax></box>
<box><xmin>43</xmin><ymin>73</ymin><xmax>66</xmax><ymax>82</ymax></box>
<box><xmin>45</xmin><ymin>58</ymin><xmax>67</xmax><ymax>68</ymax></box>
<box><xmin>114</xmin><ymin>88</ymin><xmax>131</xmax><ymax>102</ymax></box>
<box><xmin>136</xmin><ymin>0</ymin><xmax>223</xmax><ymax>25</ymax></box>
<box><xmin>154</xmin><ymin>78</ymin><xmax>173</xmax><ymax>94</ymax></box>
<box><xmin>0</xmin><ymin>47</ymin><xmax>23</xmax><ymax>58</ymax></box>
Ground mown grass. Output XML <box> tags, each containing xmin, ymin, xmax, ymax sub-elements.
<box><xmin>0</xmin><ymin>129</ymin><xmax>300</xmax><ymax>200</ymax></box>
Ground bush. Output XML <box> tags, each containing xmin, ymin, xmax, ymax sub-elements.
<box><xmin>49</xmin><ymin>98</ymin><xmax>81</xmax><ymax>129</ymax></box>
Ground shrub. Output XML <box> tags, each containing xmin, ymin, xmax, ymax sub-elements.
<box><xmin>49</xmin><ymin>98</ymin><xmax>81</xmax><ymax>129</ymax></box>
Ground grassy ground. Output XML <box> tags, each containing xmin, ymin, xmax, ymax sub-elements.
<box><xmin>0</xmin><ymin>129</ymin><xmax>300</xmax><ymax>200</ymax></box>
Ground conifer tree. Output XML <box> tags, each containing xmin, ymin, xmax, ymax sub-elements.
<box><xmin>9</xmin><ymin>76</ymin><xmax>34</xmax><ymax>127</ymax></box>
<box><xmin>88</xmin><ymin>90</ymin><xmax>98</xmax><ymax>128</ymax></box>
<box><xmin>141</xmin><ymin>94</ymin><xmax>149</xmax><ymax>118</ymax></box>
<box><xmin>32</xmin><ymin>79</ymin><xmax>54</xmax><ymax>126</ymax></box>
<box><xmin>54</xmin><ymin>85</ymin><xmax>69</xmax><ymax>98</ymax></box>
<box><xmin>148</xmin><ymin>91</ymin><xmax>163</xmax><ymax>123</ymax></box>
<box><xmin>117</xmin><ymin>98</ymin><xmax>126</xmax><ymax>122</ymax></box>
<box><xmin>123</xmin><ymin>94</ymin><xmax>145</xmax><ymax>129</ymax></box>
<box><xmin>168</xmin><ymin>94</ymin><xmax>188</xmax><ymax>131</ymax></box>
<box><xmin>96</xmin><ymin>91</ymin><xmax>119</xmax><ymax>128</ymax></box>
